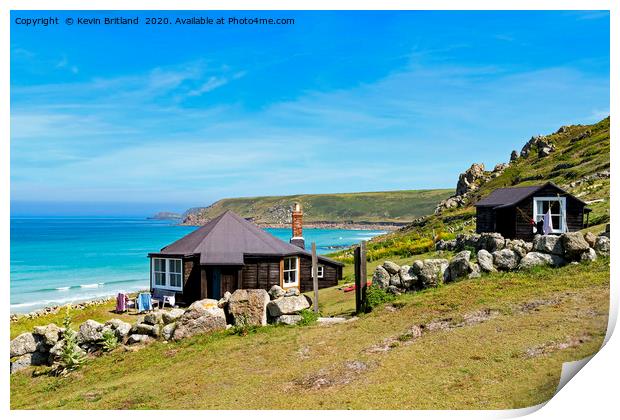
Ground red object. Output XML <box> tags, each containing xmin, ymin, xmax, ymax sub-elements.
<box><xmin>343</xmin><ymin>281</ymin><xmax>372</xmax><ymax>293</ymax></box>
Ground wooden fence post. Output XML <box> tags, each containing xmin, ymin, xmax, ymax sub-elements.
<box><xmin>354</xmin><ymin>241</ymin><xmax>368</xmax><ymax>314</ymax></box>
<box><xmin>311</xmin><ymin>242</ymin><xmax>319</xmax><ymax>313</ymax></box>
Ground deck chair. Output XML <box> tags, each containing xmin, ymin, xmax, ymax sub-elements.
<box><xmin>116</xmin><ymin>292</ymin><xmax>136</xmax><ymax>313</ymax></box>
<box><xmin>152</xmin><ymin>289</ymin><xmax>176</xmax><ymax>309</ymax></box>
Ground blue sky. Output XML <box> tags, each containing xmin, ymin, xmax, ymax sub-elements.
<box><xmin>11</xmin><ymin>10</ymin><xmax>609</xmax><ymax>216</ymax></box>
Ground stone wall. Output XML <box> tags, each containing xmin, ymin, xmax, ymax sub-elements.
<box><xmin>373</xmin><ymin>230</ymin><xmax>609</xmax><ymax>294</ymax></box>
<box><xmin>10</xmin><ymin>287</ymin><xmax>312</xmax><ymax>374</ymax></box>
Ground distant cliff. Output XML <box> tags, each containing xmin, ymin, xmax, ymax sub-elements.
<box><xmin>180</xmin><ymin>189</ymin><xmax>453</xmax><ymax>228</ymax></box>
<box><xmin>148</xmin><ymin>212</ymin><xmax>182</xmax><ymax>220</ymax></box>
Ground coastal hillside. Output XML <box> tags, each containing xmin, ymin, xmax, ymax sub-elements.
<box><xmin>331</xmin><ymin>117</ymin><xmax>610</xmax><ymax>261</ymax></box>
<box><xmin>181</xmin><ymin>189</ymin><xmax>453</xmax><ymax>227</ymax></box>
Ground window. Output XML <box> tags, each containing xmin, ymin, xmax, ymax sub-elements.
<box><xmin>317</xmin><ymin>265</ymin><xmax>324</xmax><ymax>278</ymax></box>
<box><xmin>152</xmin><ymin>258</ymin><xmax>183</xmax><ymax>291</ymax></box>
<box><xmin>283</xmin><ymin>257</ymin><xmax>299</xmax><ymax>287</ymax></box>
<box><xmin>169</xmin><ymin>259</ymin><xmax>183</xmax><ymax>288</ymax></box>
<box><xmin>153</xmin><ymin>258</ymin><xmax>167</xmax><ymax>287</ymax></box>
<box><xmin>533</xmin><ymin>197</ymin><xmax>566</xmax><ymax>234</ymax></box>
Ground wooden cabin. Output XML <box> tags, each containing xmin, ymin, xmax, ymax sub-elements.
<box><xmin>147</xmin><ymin>205</ymin><xmax>343</xmax><ymax>304</ymax></box>
<box><xmin>474</xmin><ymin>182</ymin><xmax>590</xmax><ymax>241</ymax></box>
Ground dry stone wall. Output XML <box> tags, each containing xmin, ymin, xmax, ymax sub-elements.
<box><xmin>374</xmin><ymin>231</ymin><xmax>609</xmax><ymax>294</ymax></box>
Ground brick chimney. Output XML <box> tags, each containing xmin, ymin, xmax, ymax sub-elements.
<box><xmin>290</xmin><ymin>202</ymin><xmax>305</xmax><ymax>249</ymax></box>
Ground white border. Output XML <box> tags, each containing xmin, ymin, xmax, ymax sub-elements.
<box><xmin>1</xmin><ymin>1</ymin><xmax>616</xmax><ymax>419</ymax></box>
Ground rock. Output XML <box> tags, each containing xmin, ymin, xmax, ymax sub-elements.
<box><xmin>105</xmin><ymin>319</ymin><xmax>132</xmax><ymax>340</ymax></box>
<box><xmin>132</xmin><ymin>323</ymin><xmax>160</xmax><ymax>337</ymax></box>
<box><xmin>510</xmin><ymin>150</ymin><xmax>518</xmax><ymax>162</ymax></box>
<box><xmin>447</xmin><ymin>251</ymin><xmax>471</xmax><ymax>282</ymax></box>
<box><xmin>493</xmin><ymin>163</ymin><xmax>508</xmax><ymax>173</ymax></box>
<box><xmin>267</xmin><ymin>295</ymin><xmax>310</xmax><ymax>317</ymax></box>
<box><xmin>479</xmin><ymin>233</ymin><xmax>505</xmax><ymax>253</ymax></box>
<box><xmin>127</xmin><ymin>334</ymin><xmax>152</xmax><ymax>345</ymax></box>
<box><xmin>477</xmin><ymin>249</ymin><xmax>496</xmax><ymax>272</ymax></box>
<box><xmin>382</xmin><ymin>261</ymin><xmax>400</xmax><ymax>275</ymax></box>
<box><xmin>49</xmin><ymin>339</ymin><xmax>65</xmax><ymax>358</ymax></box>
<box><xmin>317</xmin><ymin>317</ymin><xmax>354</xmax><ymax>326</ymax></box>
<box><xmin>468</xmin><ymin>263</ymin><xmax>481</xmax><ymax>278</ymax></box>
<box><xmin>172</xmin><ymin>299</ymin><xmax>226</xmax><ymax>340</ymax></box>
<box><xmin>10</xmin><ymin>333</ymin><xmax>38</xmax><ymax>358</ymax></box>
<box><xmin>268</xmin><ymin>285</ymin><xmax>285</xmax><ymax>300</ymax></box>
<box><xmin>10</xmin><ymin>354</ymin><xmax>32</xmax><ymax>374</ymax></box>
<box><xmin>533</xmin><ymin>235</ymin><xmax>564</xmax><ymax>255</ymax></box>
<box><xmin>162</xmin><ymin>308</ymin><xmax>185</xmax><ymax>324</ymax></box>
<box><xmin>595</xmin><ymin>236</ymin><xmax>610</xmax><ymax>256</ymax></box>
<box><xmin>584</xmin><ymin>231</ymin><xmax>597</xmax><ymax>248</ymax></box>
<box><xmin>386</xmin><ymin>285</ymin><xmax>401</xmax><ymax>295</ymax></box>
<box><xmin>581</xmin><ymin>248</ymin><xmax>597</xmax><ymax>262</ymax></box>
<box><xmin>398</xmin><ymin>265</ymin><xmax>417</xmax><ymax>289</ymax></box>
<box><xmin>162</xmin><ymin>323</ymin><xmax>176</xmax><ymax>341</ymax></box>
<box><xmin>521</xmin><ymin>135</ymin><xmax>554</xmax><ymax>158</ymax></box>
<box><xmin>144</xmin><ymin>311</ymin><xmax>164</xmax><ymax>326</ymax></box>
<box><xmin>274</xmin><ymin>315</ymin><xmax>302</xmax><ymax>325</ymax></box>
<box><xmin>561</xmin><ymin>232</ymin><xmax>590</xmax><ymax>260</ymax></box>
<box><xmin>372</xmin><ymin>266</ymin><xmax>390</xmax><ymax>289</ymax></box>
<box><xmin>456</xmin><ymin>163</ymin><xmax>486</xmax><ymax>196</ymax></box>
<box><xmin>284</xmin><ymin>287</ymin><xmax>300</xmax><ymax>297</ymax></box>
<box><xmin>228</xmin><ymin>289</ymin><xmax>270</xmax><ymax>326</ymax></box>
<box><xmin>505</xmin><ymin>239</ymin><xmax>529</xmax><ymax>259</ymax></box>
<box><xmin>492</xmin><ymin>249</ymin><xmax>520</xmax><ymax>271</ymax></box>
<box><xmin>411</xmin><ymin>259</ymin><xmax>449</xmax><ymax>288</ymax></box>
<box><xmin>538</xmin><ymin>146</ymin><xmax>554</xmax><ymax>157</ymax></box>
<box><xmin>77</xmin><ymin>320</ymin><xmax>104</xmax><ymax>343</ymax></box>
<box><xmin>518</xmin><ymin>252</ymin><xmax>566</xmax><ymax>270</ymax></box>
<box><xmin>33</xmin><ymin>324</ymin><xmax>62</xmax><ymax>346</ymax></box>
<box><xmin>389</xmin><ymin>273</ymin><xmax>402</xmax><ymax>287</ymax></box>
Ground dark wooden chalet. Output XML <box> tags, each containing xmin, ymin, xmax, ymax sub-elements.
<box><xmin>147</xmin><ymin>206</ymin><xmax>343</xmax><ymax>304</ymax></box>
<box><xmin>474</xmin><ymin>182</ymin><xmax>590</xmax><ymax>241</ymax></box>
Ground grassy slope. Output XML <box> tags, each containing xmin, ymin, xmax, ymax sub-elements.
<box><xmin>329</xmin><ymin>117</ymin><xmax>610</xmax><ymax>262</ymax></box>
<box><xmin>185</xmin><ymin>189</ymin><xmax>453</xmax><ymax>224</ymax></box>
<box><xmin>11</xmin><ymin>258</ymin><xmax>609</xmax><ymax>409</ymax></box>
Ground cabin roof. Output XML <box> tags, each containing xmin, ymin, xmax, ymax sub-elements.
<box><xmin>149</xmin><ymin>210</ymin><xmax>344</xmax><ymax>266</ymax></box>
<box><xmin>474</xmin><ymin>182</ymin><xmax>586</xmax><ymax>209</ymax></box>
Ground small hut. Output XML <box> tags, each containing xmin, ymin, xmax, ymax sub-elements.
<box><xmin>147</xmin><ymin>205</ymin><xmax>343</xmax><ymax>304</ymax></box>
<box><xmin>474</xmin><ymin>182</ymin><xmax>590</xmax><ymax>241</ymax></box>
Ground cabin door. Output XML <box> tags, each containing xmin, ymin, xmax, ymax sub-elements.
<box><xmin>220</xmin><ymin>268</ymin><xmax>238</xmax><ymax>296</ymax></box>
<box><xmin>208</xmin><ymin>268</ymin><xmax>221</xmax><ymax>299</ymax></box>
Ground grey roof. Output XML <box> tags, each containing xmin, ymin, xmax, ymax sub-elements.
<box><xmin>150</xmin><ymin>210</ymin><xmax>343</xmax><ymax>266</ymax></box>
<box><xmin>474</xmin><ymin>182</ymin><xmax>586</xmax><ymax>209</ymax></box>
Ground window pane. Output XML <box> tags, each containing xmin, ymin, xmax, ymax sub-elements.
<box><xmin>171</xmin><ymin>260</ymin><xmax>181</xmax><ymax>274</ymax></box>
<box><xmin>170</xmin><ymin>273</ymin><xmax>182</xmax><ymax>288</ymax></box>
<box><xmin>155</xmin><ymin>272</ymin><xmax>165</xmax><ymax>286</ymax></box>
<box><xmin>550</xmin><ymin>201</ymin><xmax>560</xmax><ymax>213</ymax></box>
<box><xmin>552</xmin><ymin>216</ymin><xmax>561</xmax><ymax>229</ymax></box>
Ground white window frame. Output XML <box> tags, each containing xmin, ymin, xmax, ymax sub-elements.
<box><xmin>317</xmin><ymin>265</ymin><xmax>324</xmax><ymax>278</ymax></box>
<box><xmin>533</xmin><ymin>197</ymin><xmax>567</xmax><ymax>234</ymax></box>
<box><xmin>152</xmin><ymin>258</ymin><xmax>183</xmax><ymax>291</ymax></box>
<box><xmin>282</xmin><ymin>257</ymin><xmax>299</xmax><ymax>288</ymax></box>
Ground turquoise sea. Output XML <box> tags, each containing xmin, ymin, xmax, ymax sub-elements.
<box><xmin>10</xmin><ymin>217</ymin><xmax>385</xmax><ymax>314</ymax></box>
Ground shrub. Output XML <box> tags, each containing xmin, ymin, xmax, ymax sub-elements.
<box><xmin>229</xmin><ymin>315</ymin><xmax>258</xmax><ymax>337</ymax></box>
<box><xmin>297</xmin><ymin>309</ymin><xmax>319</xmax><ymax>326</ymax></box>
<box><xmin>366</xmin><ymin>285</ymin><xmax>396</xmax><ymax>311</ymax></box>
<box><xmin>54</xmin><ymin>310</ymin><xmax>86</xmax><ymax>376</ymax></box>
<box><xmin>101</xmin><ymin>329</ymin><xmax>119</xmax><ymax>353</ymax></box>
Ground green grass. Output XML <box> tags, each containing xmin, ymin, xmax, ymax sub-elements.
<box><xmin>184</xmin><ymin>189</ymin><xmax>453</xmax><ymax>225</ymax></box>
<box><xmin>10</xmin><ymin>258</ymin><xmax>609</xmax><ymax>409</ymax></box>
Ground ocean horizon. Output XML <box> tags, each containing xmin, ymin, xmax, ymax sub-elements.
<box><xmin>10</xmin><ymin>216</ymin><xmax>385</xmax><ymax>314</ymax></box>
